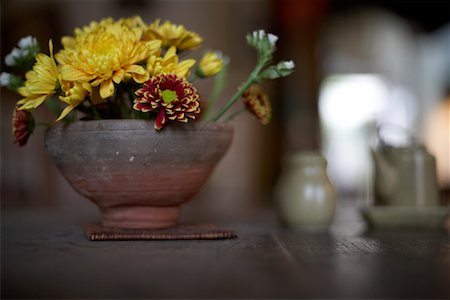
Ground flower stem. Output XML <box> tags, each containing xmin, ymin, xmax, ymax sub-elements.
<box><xmin>188</xmin><ymin>73</ymin><xmax>198</xmax><ymax>83</ymax></box>
<box><xmin>204</xmin><ymin>64</ymin><xmax>228</xmax><ymax>120</ymax></box>
<box><xmin>211</xmin><ymin>79</ymin><xmax>252</xmax><ymax>122</ymax></box>
<box><xmin>92</xmin><ymin>106</ymin><xmax>101</xmax><ymax>120</ymax></box>
<box><xmin>88</xmin><ymin>98</ymin><xmax>102</xmax><ymax>120</ymax></box>
<box><xmin>211</xmin><ymin>64</ymin><xmax>263</xmax><ymax>122</ymax></box>
<box><xmin>128</xmin><ymin>88</ymin><xmax>137</xmax><ymax>118</ymax></box>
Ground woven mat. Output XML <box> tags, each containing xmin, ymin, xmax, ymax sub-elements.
<box><xmin>85</xmin><ymin>223</ymin><xmax>238</xmax><ymax>241</ymax></box>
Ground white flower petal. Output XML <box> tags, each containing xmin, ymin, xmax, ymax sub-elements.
<box><xmin>18</xmin><ymin>36</ymin><xmax>36</xmax><ymax>49</ymax></box>
<box><xmin>5</xmin><ymin>48</ymin><xmax>20</xmax><ymax>67</ymax></box>
<box><xmin>284</xmin><ymin>60</ymin><xmax>295</xmax><ymax>69</ymax></box>
<box><xmin>267</xmin><ymin>33</ymin><xmax>278</xmax><ymax>45</ymax></box>
<box><xmin>0</xmin><ymin>72</ymin><xmax>12</xmax><ymax>86</ymax></box>
<box><xmin>5</xmin><ymin>55</ymin><xmax>14</xmax><ymax>66</ymax></box>
<box><xmin>258</xmin><ymin>30</ymin><xmax>265</xmax><ymax>39</ymax></box>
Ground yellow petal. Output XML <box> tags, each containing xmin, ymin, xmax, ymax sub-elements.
<box><xmin>17</xmin><ymin>94</ymin><xmax>47</xmax><ymax>110</ymax></box>
<box><xmin>81</xmin><ymin>82</ymin><xmax>92</xmax><ymax>92</ymax></box>
<box><xmin>132</xmin><ymin>72</ymin><xmax>149</xmax><ymax>83</ymax></box>
<box><xmin>112</xmin><ymin>69</ymin><xmax>125</xmax><ymax>84</ymax></box>
<box><xmin>99</xmin><ymin>79</ymin><xmax>114</xmax><ymax>98</ymax></box>
<box><xmin>56</xmin><ymin>104</ymin><xmax>76</xmax><ymax>121</ymax></box>
<box><xmin>48</xmin><ymin>39</ymin><xmax>54</xmax><ymax>57</ymax></box>
<box><xmin>91</xmin><ymin>78</ymin><xmax>103</xmax><ymax>87</ymax></box>
<box><xmin>131</xmin><ymin>27</ymin><xmax>143</xmax><ymax>41</ymax></box>
<box><xmin>175</xmin><ymin>59</ymin><xmax>196</xmax><ymax>78</ymax></box>
<box><xmin>164</xmin><ymin>46</ymin><xmax>177</xmax><ymax>59</ymax></box>
<box><xmin>60</xmin><ymin>65</ymin><xmax>94</xmax><ymax>81</ymax></box>
<box><xmin>17</xmin><ymin>86</ymin><xmax>31</xmax><ymax>97</ymax></box>
<box><xmin>125</xmin><ymin>64</ymin><xmax>146</xmax><ymax>75</ymax></box>
<box><xmin>146</xmin><ymin>40</ymin><xmax>162</xmax><ymax>56</ymax></box>
<box><xmin>61</xmin><ymin>36</ymin><xmax>76</xmax><ymax>49</ymax></box>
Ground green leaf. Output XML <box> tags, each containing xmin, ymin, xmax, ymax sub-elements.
<box><xmin>260</xmin><ymin>66</ymin><xmax>281</xmax><ymax>79</ymax></box>
<box><xmin>259</xmin><ymin>61</ymin><xmax>295</xmax><ymax>80</ymax></box>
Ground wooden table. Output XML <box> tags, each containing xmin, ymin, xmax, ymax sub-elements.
<box><xmin>2</xmin><ymin>207</ymin><xmax>449</xmax><ymax>299</ymax></box>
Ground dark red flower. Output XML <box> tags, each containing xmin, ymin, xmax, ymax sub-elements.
<box><xmin>133</xmin><ymin>74</ymin><xmax>201</xmax><ymax>130</ymax></box>
<box><xmin>12</xmin><ymin>108</ymin><xmax>35</xmax><ymax>146</ymax></box>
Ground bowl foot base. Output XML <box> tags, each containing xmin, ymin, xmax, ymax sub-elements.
<box><xmin>101</xmin><ymin>206</ymin><xmax>180</xmax><ymax>229</ymax></box>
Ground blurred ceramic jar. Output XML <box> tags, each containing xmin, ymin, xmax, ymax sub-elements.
<box><xmin>276</xmin><ymin>152</ymin><xmax>336</xmax><ymax>231</ymax></box>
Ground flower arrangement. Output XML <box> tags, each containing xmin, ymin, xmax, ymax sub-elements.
<box><xmin>1</xmin><ymin>16</ymin><xmax>294</xmax><ymax>146</ymax></box>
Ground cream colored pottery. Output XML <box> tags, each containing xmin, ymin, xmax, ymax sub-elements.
<box><xmin>276</xmin><ymin>152</ymin><xmax>336</xmax><ymax>231</ymax></box>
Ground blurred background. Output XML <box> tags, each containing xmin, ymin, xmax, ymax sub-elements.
<box><xmin>1</xmin><ymin>0</ymin><xmax>449</xmax><ymax>223</ymax></box>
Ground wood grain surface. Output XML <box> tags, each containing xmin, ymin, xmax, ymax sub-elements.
<box><xmin>2</xmin><ymin>209</ymin><xmax>449</xmax><ymax>299</ymax></box>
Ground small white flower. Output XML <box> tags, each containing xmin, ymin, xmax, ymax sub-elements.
<box><xmin>18</xmin><ymin>35</ymin><xmax>37</xmax><ymax>49</ymax></box>
<box><xmin>267</xmin><ymin>33</ymin><xmax>278</xmax><ymax>46</ymax></box>
<box><xmin>258</xmin><ymin>30</ymin><xmax>265</xmax><ymax>39</ymax></box>
<box><xmin>5</xmin><ymin>48</ymin><xmax>21</xmax><ymax>66</ymax></box>
<box><xmin>5</xmin><ymin>54</ymin><xmax>15</xmax><ymax>66</ymax></box>
<box><xmin>282</xmin><ymin>60</ymin><xmax>295</xmax><ymax>69</ymax></box>
<box><xmin>0</xmin><ymin>72</ymin><xmax>12</xmax><ymax>86</ymax></box>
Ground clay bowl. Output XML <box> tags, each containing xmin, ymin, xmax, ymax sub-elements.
<box><xmin>45</xmin><ymin>120</ymin><xmax>233</xmax><ymax>229</ymax></box>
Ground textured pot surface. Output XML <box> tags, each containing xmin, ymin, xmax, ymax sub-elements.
<box><xmin>45</xmin><ymin>120</ymin><xmax>233</xmax><ymax>228</ymax></box>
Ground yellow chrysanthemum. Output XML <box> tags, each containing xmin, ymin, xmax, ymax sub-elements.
<box><xmin>61</xmin><ymin>16</ymin><xmax>147</xmax><ymax>50</ymax></box>
<box><xmin>56</xmin><ymin>22</ymin><xmax>161</xmax><ymax>99</ymax></box>
<box><xmin>146</xmin><ymin>46</ymin><xmax>195</xmax><ymax>78</ymax></box>
<box><xmin>17</xmin><ymin>40</ymin><xmax>59</xmax><ymax>111</ymax></box>
<box><xmin>56</xmin><ymin>80</ymin><xmax>92</xmax><ymax>121</ymax></box>
<box><xmin>145</xmin><ymin>19</ymin><xmax>202</xmax><ymax>51</ymax></box>
<box><xmin>119</xmin><ymin>15</ymin><xmax>147</xmax><ymax>30</ymax></box>
<box><xmin>197</xmin><ymin>51</ymin><xmax>224</xmax><ymax>77</ymax></box>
